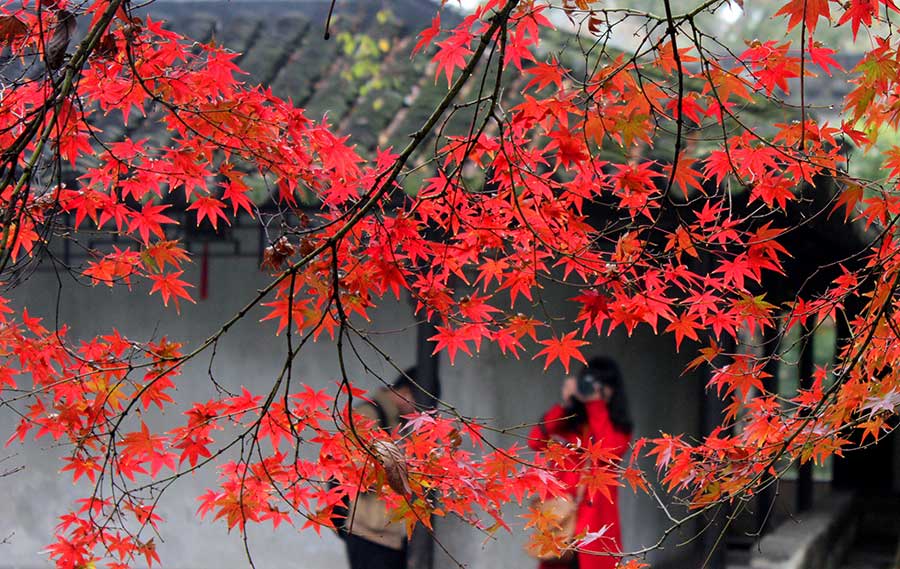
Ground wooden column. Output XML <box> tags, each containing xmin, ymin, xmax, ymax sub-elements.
<box><xmin>413</xmin><ymin>320</ymin><xmax>441</xmax><ymax>408</ymax></box>
<box><xmin>796</xmin><ymin>324</ymin><xmax>814</xmax><ymax>513</ymax></box>
<box><xmin>756</xmin><ymin>322</ymin><xmax>782</xmax><ymax>534</ymax></box>
<box><xmin>699</xmin><ymin>336</ymin><xmax>736</xmax><ymax>569</ymax></box>
<box><xmin>406</xmin><ymin>319</ymin><xmax>440</xmax><ymax>569</ymax></box>
<box><xmin>831</xmin><ymin>309</ymin><xmax>896</xmax><ymax>492</ymax></box>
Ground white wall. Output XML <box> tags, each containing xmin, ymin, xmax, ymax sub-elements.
<box><xmin>1</xmin><ymin>247</ymin><xmax>703</xmax><ymax>569</ymax></box>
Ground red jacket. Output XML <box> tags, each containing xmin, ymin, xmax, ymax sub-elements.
<box><xmin>528</xmin><ymin>400</ymin><xmax>631</xmax><ymax>569</ymax></box>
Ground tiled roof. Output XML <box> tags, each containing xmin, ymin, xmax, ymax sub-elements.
<box><xmin>142</xmin><ymin>2</ymin><xmax>457</xmax><ymax>153</ymax></box>
<box><xmin>68</xmin><ymin>0</ymin><xmax>814</xmax><ymax>215</ymax></box>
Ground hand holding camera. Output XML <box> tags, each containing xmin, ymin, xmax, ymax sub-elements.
<box><xmin>561</xmin><ymin>371</ymin><xmax>612</xmax><ymax>404</ymax></box>
<box><xmin>561</xmin><ymin>376</ymin><xmax>579</xmax><ymax>402</ymax></box>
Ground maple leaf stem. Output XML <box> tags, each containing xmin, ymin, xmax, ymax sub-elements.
<box><xmin>323</xmin><ymin>0</ymin><xmax>337</xmax><ymax>40</ymax></box>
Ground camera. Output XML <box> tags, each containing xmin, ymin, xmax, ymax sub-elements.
<box><xmin>576</xmin><ymin>370</ymin><xmax>600</xmax><ymax>398</ymax></box>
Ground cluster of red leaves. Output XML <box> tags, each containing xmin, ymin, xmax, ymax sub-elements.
<box><xmin>1</xmin><ymin>0</ymin><xmax>900</xmax><ymax>567</ymax></box>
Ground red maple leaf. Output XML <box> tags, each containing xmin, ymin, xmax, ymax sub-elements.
<box><xmin>837</xmin><ymin>0</ymin><xmax>879</xmax><ymax>39</ymax></box>
<box><xmin>172</xmin><ymin>434</ymin><xmax>214</xmax><ymax>467</ymax></box>
<box><xmin>429</xmin><ymin>325</ymin><xmax>474</xmax><ymax>364</ymax></box>
<box><xmin>533</xmin><ymin>331</ymin><xmax>588</xmax><ymax>373</ymax></box>
<box><xmin>222</xmin><ymin>178</ymin><xmax>256</xmax><ymax>217</ymax></box>
<box><xmin>60</xmin><ymin>455</ymin><xmax>101</xmax><ymax>483</ymax></box>
<box><xmin>808</xmin><ymin>40</ymin><xmax>843</xmax><ymax>76</ymax></box>
<box><xmin>148</xmin><ymin>271</ymin><xmax>195</xmax><ymax>312</ymax></box>
<box><xmin>413</xmin><ymin>14</ymin><xmax>441</xmax><ymax>56</ymax></box>
<box><xmin>774</xmin><ymin>0</ymin><xmax>831</xmax><ymax>33</ymax></box>
<box><xmin>524</xmin><ymin>58</ymin><xmax>565</xmax><ymax>92</ymax></box>
<box><xmin>127</xmin><ymin>203</ymin><xmax>176</xmax><ymax>244</ymax></box>
<box><xmin>664</xmin><ymin>313</ymin><xmax>701</xmax><ymax>351</ymax></box>
<box><xmin>187</xmin><ymin>196</ymin><xmax>230</xmax><ymax>230</ymax></box>
<box><xmin>433</xmin><ymin>37</ymin><xmax>472</xmax><ymax>87</ymax></box>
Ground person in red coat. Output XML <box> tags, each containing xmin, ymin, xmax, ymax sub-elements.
<box><xmin>528</xmin><ymin>356</ymin><xmax>633</xmax><ymax>569</ymax></box>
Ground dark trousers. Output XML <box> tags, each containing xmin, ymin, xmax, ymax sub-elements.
<box><xmin>344</xmin><ymin>534</ymin><xmax>407</xmax><ymax>569</ymax></box>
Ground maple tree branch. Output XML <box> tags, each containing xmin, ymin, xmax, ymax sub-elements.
<box><xmin>153</xmin><ymin>0</ymin><xmax>522</xmax><ymax>375</ymax></box>
<box><xmin>339</xmin><ymin>313</ymin><xmax>730</xmax><ymax>562</ymax></box>
<box><xmin>6</xmin><ymin>0</ymin><xmax>900</xmax><ymax>566</ymax></box>
<box><xmin>0</xmin><ymin>0</ymin><xmax>128</xmax><ymax>275</ymax></box>
<box><xmin>691</xmin><ymin>250</ymin><xmax>900</xmax><ymax>522</ymax></box>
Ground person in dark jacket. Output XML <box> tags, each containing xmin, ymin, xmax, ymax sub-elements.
<box><xmin>529</xmin><ymin>356</ymin><xmax>634</xmax><ymax>569</ymax></box>
<box><xmin>341</xmin><ymin>368</ymin><xmax>417</xmax><ymax>569</ymax></box>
